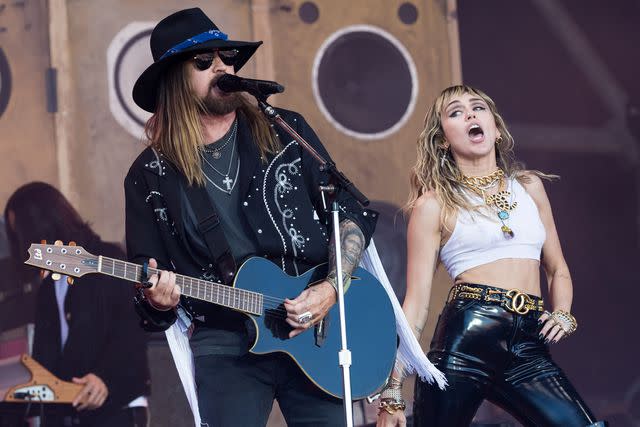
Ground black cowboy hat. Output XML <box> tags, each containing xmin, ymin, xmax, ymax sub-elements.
<box><xmin>132</xmin><ymin>7</ymin><xmax>262</xmax><ymax>113</ymax></box>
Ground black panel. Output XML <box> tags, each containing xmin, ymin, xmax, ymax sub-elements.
<box><xmin>458</xmin><ymin>0</ymin><xmax>610</xmax><ymax>126</ymax></box>
<box><xmin>0</xmin><ymin>48</ymin><xmax>11</xmax><ymax>118</ymax></box>
<box><xmin>316</xmin><ymin>31</ymin><xmax>413</xmax><ymax>134</ymax></box>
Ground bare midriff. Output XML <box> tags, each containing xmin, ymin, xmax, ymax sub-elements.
<box><xmin>454</xmin><ymin>258</ymin><xmax>542</xmax><ymax>297</ymax></box>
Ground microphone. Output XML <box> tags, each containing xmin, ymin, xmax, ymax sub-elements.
<box><xmin>217</xmin><ymin>74</ymin><xmax>285</xmax><ymax>98</ymax></box>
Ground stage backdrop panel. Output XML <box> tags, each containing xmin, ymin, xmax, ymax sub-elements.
<box><xmin>59</xmin><ymin>0</ymin><xmax>258</xmax><ymax>243</ymax></box>
<box><xmin>0</xmin><ymin>1</ymin><xmax>461</xmax><ymax>425</ymax></box>
<box><xmin>264</xmin><ymin>1</ymin><xmax>461</xmax><ymax>423</ymax></box>
<box><xmin>0</xmin><ymin>0</ymin><xmax>58</xmax><ymax>204</ymax></box>
<box><xmin>267</xmin><ymin>0</ymin><xmax>459</xmax><ymax>210</ymax></box>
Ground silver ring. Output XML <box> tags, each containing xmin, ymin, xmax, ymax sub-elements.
<box><xmin>297</xmin><ymin>311</ymin><xmax>312</xmax><ymax>324</ymax></box>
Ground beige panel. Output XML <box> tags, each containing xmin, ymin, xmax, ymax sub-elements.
<box><xmin>265</xmin><ymin>1</ymin><xmax>459</xmax><ymax>421</ymax></box>
<box><xmin>268</xmin><ymin>0</ymin><xmax>457</xmax><ymax>209</ymax></box>
<box><xmin>58</xmin><ymin>0</ymin><xmax>258</xmax><ymax>242</ymax></box>
<box><xmin>0</xmin><ymin>0</ymin><xmax>57</xmax><ymax>206</ymax></box>
<box><xmin>36</xmin><ymin>1</ymin><xmax>460</xmax><ymax>423</ymax></box>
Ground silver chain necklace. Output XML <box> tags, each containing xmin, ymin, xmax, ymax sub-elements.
<box><xmin>201</xmin><ymin>121</ymin><xmax>239</xmax><ymax>194</ymax></box>
<box><xmin>202</xmin><ymin>136</ymin><xmax>236</xmax><ymax>178</ymax></box>
<box><xmin>202</xmin><ymin>119</ymin><xmax>238</xmax><ymax>159</ymax></box>
<box><xmin>203</xmin><ymin>156</ymin><xmax>240</xmax><ymax>194</ymax></box>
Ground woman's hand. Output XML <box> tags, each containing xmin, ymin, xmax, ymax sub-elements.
<box><xmin>539</xmin><ymin>310</ymin><xmax>576</xmax><ymax>343</ymax></box>
<box><xmin>377</xmin><ymin>409</ymin><xmax>407</xmax><ymax>427</ymax></box>
<box><xmin>539</xmin><ymin>311</ymin><xmax>565</xmax><ymax>343</ymax></box>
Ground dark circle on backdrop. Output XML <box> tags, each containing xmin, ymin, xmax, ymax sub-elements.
<box><xmin>398</xmin><ymin>2</ymin><xmax>419</xmax><ymax>25</ymax></box>
<box><xmin>114</xmin><ymin>29</ymin><xmax>153</xmax><ymax>127</ymax></box>
<box><xmin>315</xmin><ymin>29</ymin><xmax>414</xmax><ymax>136</ymax></box>
<box><xmin>0</xmin><ymin>48</ymin><xmax>12</xmax><ymax>118</ymax></box>
<box><xmin>299</xmin><ymin>2</ymin><xmax>319</xmax><ymax>24</ymax></box>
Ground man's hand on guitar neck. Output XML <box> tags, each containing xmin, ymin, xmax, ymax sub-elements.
<box><xmin>143</xmin><ymin>258</ymin><xmax>181</xmax><ymax>311</ymax></box>
<box><xmin>284</xmin><ymin>280</ymin><xmax>337</xmax><ymax>338</ymax></box>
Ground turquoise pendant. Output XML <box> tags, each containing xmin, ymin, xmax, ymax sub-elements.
<box><xmin>498</xmin><ymin>210</ymin><xmax>509</xmax><ymax>220</ymax></box>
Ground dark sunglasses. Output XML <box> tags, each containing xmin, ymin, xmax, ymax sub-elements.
<box><xmin>192</xmin><ymin>49</ymin><xmax>241</xmax><ymax>70</ymax></box>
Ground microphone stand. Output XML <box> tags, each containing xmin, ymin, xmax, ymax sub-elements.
<box><xmin>253</xmin><ymin>94</ymin><xmax>368</xmax><ymax>427</ymax></box>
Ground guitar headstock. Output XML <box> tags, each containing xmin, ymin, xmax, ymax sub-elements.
<box><xmin>25</xmin><ymin>241</ymin><xmax>99</xmax><ymax>278</ymax></box>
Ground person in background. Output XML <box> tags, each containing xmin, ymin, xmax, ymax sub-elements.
<box><xmin>5</xmin><ymin>182</ymin><xmax>151</xmax><ymax>426</ymax></box>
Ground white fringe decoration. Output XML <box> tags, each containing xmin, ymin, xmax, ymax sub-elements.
<box><xmin>361</xmin><ymin>239</ymin><xmax>447</xmax><ymax>389</ymax></box>
<box><xmin>166</xmin><ymin>320</ymin><xmax>201</xmax><ymax>427</ymax></box>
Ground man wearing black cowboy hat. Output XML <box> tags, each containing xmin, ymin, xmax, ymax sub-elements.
<box><xmin>124</xmin><ymin>7</ymin><xmax>377</xmax><ymax>426</ymax></box>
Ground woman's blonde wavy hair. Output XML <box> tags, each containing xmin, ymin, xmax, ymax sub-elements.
<box><xmin>405</xmin><ymin>85</ymin><xmax>554</xmax><ymax>225</ymax></box>
<box><xmin>144</xmin><ymin>60</ymin><xmax>281</xmax><ymax>186</ymax></box>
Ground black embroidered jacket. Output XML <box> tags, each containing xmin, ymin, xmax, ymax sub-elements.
<box><xmin>124</xmin><ymin>108</ymin><xmax>378</xmax><ymax>330</ymax></box>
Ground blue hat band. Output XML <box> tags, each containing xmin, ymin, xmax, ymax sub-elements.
<box><xmin>159</xmin><ymin>29</ymin><xmax>229</xmax><ymax>60</ymax></box>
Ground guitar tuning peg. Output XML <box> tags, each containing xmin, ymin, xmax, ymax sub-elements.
<box><xmin>67</xmin><ymin>277</ymin><xmax>74</xmax><ymax>285</ymax></box>
<box><xmin>54</xmin><ymin>240</ymin><xmax>63</xmax><ymax>246</ymax></box>
<box><xmin>51</xmin><ymin>273</ymin><xmax>61</xmax><ymax>280</ymax></box>
<box><xmin>68</xmin><ymin>241</ymin><xmax>76</xmax><ymax>246</ymax></box>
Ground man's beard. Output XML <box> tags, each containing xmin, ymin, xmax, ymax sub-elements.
<box><xmin>202</xmin><ymin>89</ymin><xmax>244</xmax><ymax>116</ymax></box>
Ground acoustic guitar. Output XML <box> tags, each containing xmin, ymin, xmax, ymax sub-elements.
<box><xmin>25</xmin><ymin>242</ymin><xmax>397</xmax><ymax>400</ymax></box>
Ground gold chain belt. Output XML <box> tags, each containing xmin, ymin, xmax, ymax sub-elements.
<box><xmin>448</xmin><ymin>283</ymin><xmax>544</xmax><ymax>315</ymax></box>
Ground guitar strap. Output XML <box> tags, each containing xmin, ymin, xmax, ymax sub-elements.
<box><xmin>182</xmin><ymin>177</ymin><xmax>237</xmax><ymax>285</ymax></box>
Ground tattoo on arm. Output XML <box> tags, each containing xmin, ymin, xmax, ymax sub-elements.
<box><xmin>414</xmin><ymin>325</ymin><xmax>424</xmax><ymax>337</ymax></box>
<box><xmin>326</xmin><ymin>220</ymin><xmax>365</xmax><ymax>287</ymax></box>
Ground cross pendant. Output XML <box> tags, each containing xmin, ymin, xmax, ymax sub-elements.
<box><xmin>223</xmin><ymin>176</ymin><xmax>233</xmax><ymax>191</ymax></box>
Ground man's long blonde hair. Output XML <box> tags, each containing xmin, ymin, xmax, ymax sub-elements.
<box><xmin>144</xmin><ymin>60</ymin><xmax>281</xmax><ymax>186</ymax></box>
<box><xmin>406</xmin><ymin>85</ymin><xmax>552</xmax><ymax>224</ymax></box>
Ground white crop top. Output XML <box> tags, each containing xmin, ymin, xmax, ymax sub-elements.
<box><xmin>440</xmin><ymin>179</ymin><xmax>546</xmax><ymax>279</ymax></box>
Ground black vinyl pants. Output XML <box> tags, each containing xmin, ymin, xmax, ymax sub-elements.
<box><xmin>414</xmin><ymin>287</ymin><xmax>598</xmax><ymax>427</ymax></box>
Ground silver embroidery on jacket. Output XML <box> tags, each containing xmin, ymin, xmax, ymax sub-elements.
<box><xmin>262</xmin><ymin>141</ymin><xmax>306</xmax><ymax>273</ymax></box>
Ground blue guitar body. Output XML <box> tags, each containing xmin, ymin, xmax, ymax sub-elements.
<box><xmin>234</xmin><ymin>257</ymin><xmax>397</xmax><ymax>400</ymax></box>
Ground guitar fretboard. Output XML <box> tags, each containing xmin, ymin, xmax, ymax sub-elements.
<box><xmin>98</xmin><ymin>256</ymin><xmax>263</xmax><ymax>315</ymax></box>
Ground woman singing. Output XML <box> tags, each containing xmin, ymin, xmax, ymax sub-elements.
<box><xmin>376</xmin><ymin>85</ymin><xmax>604</xmax><ymax>427</ymax></box>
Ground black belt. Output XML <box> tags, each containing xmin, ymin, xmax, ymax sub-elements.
<box><xmin>448</xmin><ymin>283</ymin><xmax>545</xmax><ymax>315</ymax></box>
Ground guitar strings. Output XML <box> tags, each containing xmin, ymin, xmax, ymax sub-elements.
<box><xmin>54</xmin><ymin>253</ymin><xmax>305</xmax><ymax>317</ymax></box>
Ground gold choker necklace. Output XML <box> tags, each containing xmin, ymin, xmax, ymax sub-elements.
<box><xmin>459</xmin><ymin>169</ymin><xmax>504</xmax><ymax>189</ymax></box>
<box><xmin>458</xmin><ymin>169</ymin><xmax>517</xmax><ymax>238</ymax></box>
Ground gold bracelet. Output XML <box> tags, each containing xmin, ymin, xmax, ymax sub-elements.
<box><xmin>378</xmin><ymin>398</ymin><xmax>406</xmax><ymax>415</ymax></box>
<box><xmin>387</xmin><ymin>376</ymin><xmax>403</xmax><ymax>389</ymax></box>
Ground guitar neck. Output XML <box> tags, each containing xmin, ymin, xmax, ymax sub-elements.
<box><xmin>98</xmin><ymin>256</ymin><xmax>262</xmax><ymax>315</ymax></box>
